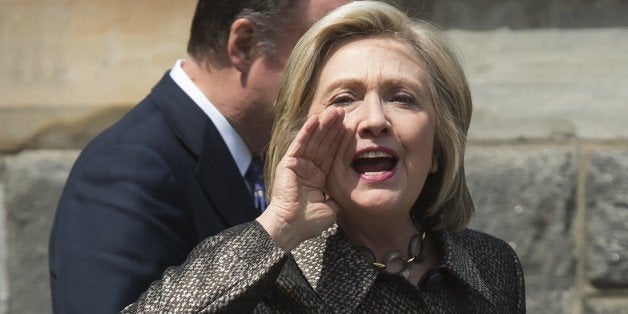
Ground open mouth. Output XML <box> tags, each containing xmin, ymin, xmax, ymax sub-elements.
<box><xmin>351</xmin><ymin>149</ymin><xmax>398</xmax><ymax>177</ymax></box>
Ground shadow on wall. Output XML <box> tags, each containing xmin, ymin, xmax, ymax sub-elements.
<box><xmin>392</xmin><ymin>0</ymin><xmax>628</xmax><ymax>29</ymax></box>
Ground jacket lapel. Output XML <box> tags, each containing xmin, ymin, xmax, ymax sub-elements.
<box><xmin>150</xmin><ymin>72</ymin><xmax>258</xmax><ymax>226</ymax></box>
<box><xmin>292</xmin><ymin>225</ymin><xmax>378</xmax><ymax>312</ymax></box>
<box><xmin>151</xmin><ymin>72</ymin><xmax>205</xmax><ymax>157</ymax></box>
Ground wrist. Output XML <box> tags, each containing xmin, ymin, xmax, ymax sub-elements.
<box><xmin>255</xmin><ymin>206</ymin><xmax>303</xmax><ymax>252</ymax></box>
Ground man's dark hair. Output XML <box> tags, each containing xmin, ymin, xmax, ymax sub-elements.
<box><xmin>187</xmin><ymin>0</ymin><xmax>298</xmax><ymax>63</ymax></box>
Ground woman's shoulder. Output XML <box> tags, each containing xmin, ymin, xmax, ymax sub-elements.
<box><xmin>449</xmin><ymin>228</ymin><xmax>521</xmax><ymax>268</ymax></box>
<box><xmin>452</xmin><ymin>228</ymin><xmax>514</xmax><ymax>254</ymax></box>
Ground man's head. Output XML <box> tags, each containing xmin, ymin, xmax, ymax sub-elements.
<box><xmin>184</xmin><ymin>0</ymin><xmax>348</xmax><ymax>155</ymax></box>
<box><xmin>188</xmin><ymin>0</ymin><xmax>296</xmax><ymax>66</ymax></box>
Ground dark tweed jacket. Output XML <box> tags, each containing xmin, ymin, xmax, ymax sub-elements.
<box><xmin>123</xmin><ymin>221</ymin><xmax>525</xmax><ymax>313</ymax></box>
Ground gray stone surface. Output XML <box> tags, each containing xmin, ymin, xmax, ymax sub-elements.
<box><xmin>0</xmin><ymin>158</ymin><xmax>6</xmax><ymax>314</ymax></box>
<box><xmin>0</xmin><ymin>146</ymin><xmax>624</xmax><ymax>312</ymax></box>
<box><xmin>583</xmin><ymin>298</ymin><xmax>628</xmax><ymax>314</ymax></box>
<box><xmin>2</xmin><ymin>150</ymin><xmax>79</xmax><ymax>314</ymax></box>
<box><xmin>395</xmin><ymin>0</ymin><xmax>628</xmax><ymax>29</ymax></box>
<box><xmin>450</xmin><ymin>28</ymin><xmax>628</xmax><ymax>141</ymax></box>
<box><xmin>586</xmin><ymin>149</ymin><xmax>628</xmax><ymax>288</ymax></box>
<box><xmin>465</xmin><ymin>145</ymin><xmax>578</xmax><ymax>313</ymax></box>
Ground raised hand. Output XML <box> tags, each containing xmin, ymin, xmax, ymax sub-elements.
<box><xmin>257</xmin><ymin>107</ymin><xmax>350</xmax><ymax>251</ymax></box>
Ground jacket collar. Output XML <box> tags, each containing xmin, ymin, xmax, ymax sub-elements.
<box><xmin>435</xmin><ymin>230</ymin><xmax>494</xmax><ymax>304</ymax></box>
<box><xmin>291</xmin><ymin>225</ymin><xmax>378</xmax><ymax>313</ymax></box>
<box><xmin>291</xmin><ymin>226</ymin><xmax>494</xmax><ymax>311</ymax></box>
<box><xmin>150</xmin><ymin>72</ymin><xmax>258</xmax><ymax>226</ymax></box>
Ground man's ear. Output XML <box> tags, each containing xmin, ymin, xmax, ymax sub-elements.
<box><xmin>227</xmin><ymin>18</ymin><xmax>258</xmax><ymax>73</ymax></box>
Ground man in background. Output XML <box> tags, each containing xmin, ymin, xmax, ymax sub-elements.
<box><xmin>49</xmin><ymin>0</ymin><xmax>346</xmax><ymax>312</ymax></box>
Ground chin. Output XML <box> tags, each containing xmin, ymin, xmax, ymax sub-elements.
<box><xmin>343</xmin><ymin>191</ymin><xmax>409</xmax><ymax>216</ymax></box>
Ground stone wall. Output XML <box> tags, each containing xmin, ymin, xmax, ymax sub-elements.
<box><xmin>1</xmin><ymin>1</ymin><xmax>627</xmax><ymax>313</ymax></box>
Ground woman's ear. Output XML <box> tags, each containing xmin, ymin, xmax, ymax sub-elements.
<box><xmin>227</xmin><ymin>18</ymin><xmax>258</xmax><ymax>73</ymax></box>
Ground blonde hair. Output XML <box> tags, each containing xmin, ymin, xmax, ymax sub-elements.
<box><xmin>266</xmin><ymin>1</ymin><xmax>474</xmax><ymax>232</ymax></box>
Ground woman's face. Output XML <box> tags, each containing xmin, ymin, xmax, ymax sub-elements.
<box><xmin>309</xmin><ymin>36</ymin><xmax>435</xmax><ymax>219</ymax></box>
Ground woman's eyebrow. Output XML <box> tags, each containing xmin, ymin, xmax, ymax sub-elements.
<box><xmin>321</xmin><ymin>78</ymin><xmax>363</xmax><ymax>94</ymax></box>
<box><xmin>382</xmin><ymin>78</ymin><xmax>428</xmax><ymax>94</ymax></box>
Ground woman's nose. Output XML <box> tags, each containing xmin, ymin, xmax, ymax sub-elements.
<box><xmin>356</xmin><ymin>96</ymin><xmax>389</xmax><ymax>137</ymax></box>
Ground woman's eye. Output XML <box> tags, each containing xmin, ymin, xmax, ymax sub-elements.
<box><xmin>388</xmin><ymin>91</ymin><xmax>418</xmax><ymax>106</ymax></box>
<box><xmin>390</xmin><ymin>93</ymin><xmax>416</xmax><ymax>105</ymax></box>
<box><xmin>330</xmin><ymin>94</ymin><xmax>355</xmax><ymax>106</ymax></box>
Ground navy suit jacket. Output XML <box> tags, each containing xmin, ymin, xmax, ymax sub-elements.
<box><xmin>49</xmin><ymin>72</ymin><xmax>259</xmax><ymax>313</ymax></box>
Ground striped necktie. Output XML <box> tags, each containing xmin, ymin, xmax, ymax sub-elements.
<box><xmin>245</xmin><ymin>156</ymin><xmax>266</xmax><ymax>212</ymax></box>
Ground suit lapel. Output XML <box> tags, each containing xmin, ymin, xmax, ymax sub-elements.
<box><xmin>195</xmin><ymin>123</ymin><xmax>258</xmax><ymax>225</ymax></box>
<box><xmin>150</xmin><ymin>71</ymin><xmax>258</xmax><ymax>226</ymax></box>
<box><xmin>151</xmin><ymin>72</ymin><xmax>205</xmax><ymax>157</ymax></box>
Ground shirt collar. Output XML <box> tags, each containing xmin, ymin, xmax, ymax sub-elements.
<box><xmin>169</xmin><ymin>59</ymin><xmax>251</xmax><ymax>176</ymax></box>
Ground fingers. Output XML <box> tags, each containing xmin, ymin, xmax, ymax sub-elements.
<box><xmin>302</xmin><ymin>108</ymin><xmax>344</xmax><ymax>167</ymax></box>
<box><xmin>319</xmin><ymin>123</ymin><xmax>354</xmax><ymax>174</ymax></box>
<box><xmin>286</xmin><ymin>107</ymin><xmax>345</xmax><ymax>168</ymax></box>
<box><xmin>285</xmin><ymin>113</ymin><xmax>319</xmax><ymax>158</ymax></box>
<box><xmin>303</xmin><ymin>108</ymin><xmax>342</xmax><ymax>161</ymax></box>
<box><xmin>310</xmin><ymin>109</ymin><xmax>345</xmax><ymax>173</ymax></box>
<box><xmin>284</xmin><ymin>156</ymin><xmax>325</xmax><ymax>190</ymax></box>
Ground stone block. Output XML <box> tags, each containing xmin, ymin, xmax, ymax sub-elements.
<box><xmin>586</xmin><ymin>149</ymin><xmax>628</xmax><ymax>288</ymax></box>
<box><xmin>583</xmin><ymin>297</ymin><xmax>628</xmax><ymax>314</ymax></box>
<box><xmin>465</xmin><ymin>145</ymin><xmax>578</xmax><ymax>313</ymax></box>
<box><xmin>2</xmin><ymin>150</ymin><xmax>79</xmax><ymax>314</ymax></box>
<box><xmin>451</xmin><ymin>28</ymin><xmax>628</xmax><ymax>141</ymax></box>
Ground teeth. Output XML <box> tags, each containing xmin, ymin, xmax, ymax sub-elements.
<box><xmin>358</xmin><ymin>151</ymin><xmax>393</xmax><ymax>159</ymax></box>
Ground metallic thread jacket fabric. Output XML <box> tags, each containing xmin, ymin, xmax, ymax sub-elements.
<box><xmin>123</xmin><ymin>221</ymin><xmax>526</xmax><ymax>313</ymax></box>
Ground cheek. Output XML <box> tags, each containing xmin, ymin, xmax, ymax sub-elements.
<box><xmin>406</xmin><ymin>144</ymin><xmax>432</xmax><ymax>178</ymax></box>
<box><xmin>401</xmin><ymin>121</ymin><xmax>435</xmax><ymax>171</ymax></box>
<box><xmin>266</xmin><ymin>71</ymin><xmax>283</xmax><ymax>92</ymax></box>
<box><xmin>402</xmin><ymin>133</ymin><xmax>434</xmax><ymax>205</ymax></box>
